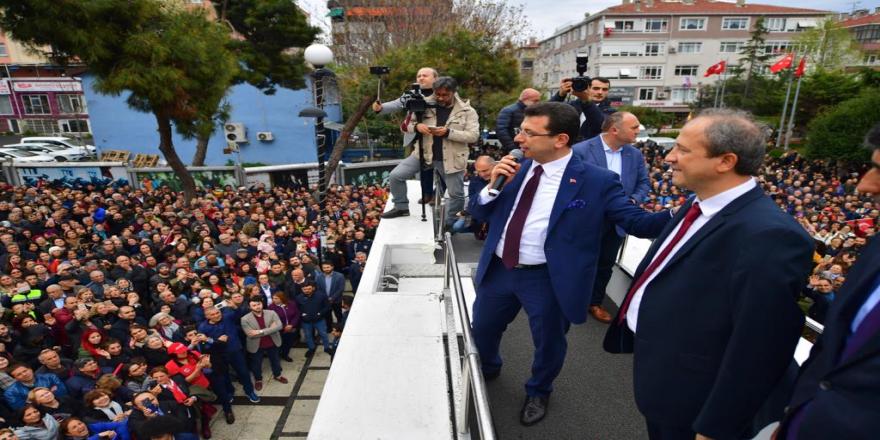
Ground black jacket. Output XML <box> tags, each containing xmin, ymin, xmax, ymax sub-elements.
<box><xmin>550</xmin><ymin>93</ymin><xmax>616</xmax><ymax>141</ymax></box>
<box><xmin>294</xmin><ymin>291</ymin><xmax>331</xmax><ymax>323</ymax></box>
<box><xmin>494</xmin><ymin>101</ymin><xmax>526</xmax><ymax>152</ymax></box>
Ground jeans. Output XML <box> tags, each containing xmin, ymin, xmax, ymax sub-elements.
<box><xmin>280</xmin><ymin>329</ymin><xmax>299</xmax><ymax>358</ymax></box>
<box><xmin>249</xmin><ymin>345</ymin><xmax>282</xmax><ymax>380</ymax></box>
<box><xmin>434</xmin><ymin>160</ymin><xmax>464</xmax><ymax>226</ymax></box>
<box><xmin>208</xmin><ymin>371</ymin><xmax>233</xmax><ymax>412</ymax></box>
<box><xmin>388</xmin><ymin>154</ymin><xmax>463</xmax><ymax>225</ymax></box>
<box><xmin>302</xmin><ymin>320</ymin><xmax>331</xmax><ymax>352</ymax></box>
<box><xmin>224</xmin><ymin>350</ymin><xmax>255</xmax><ymax>395</ymax></box>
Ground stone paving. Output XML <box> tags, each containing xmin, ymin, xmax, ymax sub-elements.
<box><xmin>208</xmin><ymin>347</ymin><xmax>332</xmax><ymax>440</ymax></box>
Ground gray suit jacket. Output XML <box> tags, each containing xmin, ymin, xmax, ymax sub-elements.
<box><xmin>240</xmin><ymin>310</ymin><xmax>283</xmax><ymax>353</ymax></box>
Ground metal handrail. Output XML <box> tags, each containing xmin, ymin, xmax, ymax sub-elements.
<box><xmin>443</xmin><ymin>232</ymin><xmax>495</xmax><ymax>439</ymax></box>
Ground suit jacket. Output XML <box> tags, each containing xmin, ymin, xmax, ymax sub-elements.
<box><xmin>315</xmin><ymin>271</ymin><xmax>346</xmax><ymax>302</ymax></box>
<box><xmin>469</xmin><ymin>152</ymin><xmax>670</xmax><ymax>324</ymax></box>
<box><xmin>240</xmin><ymin>310</ymin><xmax>283</xmax><ymax>353</ymax></box>
<box><xmin>779</xmin><ymin>236</ymin><xmax>880</xmax><ymax>440</ymax></box>
<box><xmin>603</xmin><ymin>186</ymin><xmax>814</xmax><ymax>439</ymax></box>
<box><xmin>574</xmin><ymin>135</ymin><xmax>651</xmax><ymax>236</ymax></box>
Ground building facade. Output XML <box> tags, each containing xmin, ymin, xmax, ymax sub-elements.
<box><xmin>533</xmin><ymin>0</ymin><xmax>830</xmax><ymax>115</ymax></box>
<box><xmin>838</xmin><ymin>8</ymin><xmax>880</xmax><ymax>71</ymax></box>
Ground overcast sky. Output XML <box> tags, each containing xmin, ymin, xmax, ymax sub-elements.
<box><xmin>299</xmin><ymin>0</ymin><xmax>879</xmax><ymax>41</ymax></box>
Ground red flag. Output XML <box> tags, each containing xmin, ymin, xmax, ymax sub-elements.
<box><xmin>795</xmin><ymin>56</ymin><xmax>807</xmax><ymax>78</ymax></box>
<box><xmin>770</xmin><ymin>53</ymin><xmax>794</xmax><ymax>74</ymax></box>
<box><xmin>703</xmin><ymin>61</ymin><xmax>726</xmax><ymax>77</ymax></box>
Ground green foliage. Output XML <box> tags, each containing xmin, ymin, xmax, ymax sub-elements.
<box><xmin>795</xmin><ymin>19</ymin><xmax>860</xmax><ymax>71</ymax></box>
<box><xmin>211</xmin><ymin>0</ymin><xmax>319</xmax><ymax>94</ymax></box>
<box><xmin>806</xmin><ymin>89</ymin><xmax>880</xmax><ymax>162</ymax></box>
<box><xmin>619</xmin><ymin>105</ymin><xmax>674</xmax><ymax>130</ymax></box>
<box><xmin>339</xmin><ymin>29</ymin><xmax>525</xmax><ymax>145</ymax></box>
<box><xmin>794</xmin><ymin>69</ymin><xmax>861</xmax><ymax>127</ymax></box>
<box><xmin>738</xmin><ymin>17</ymin><xmax>772</xmax><ymax>96</ymax></box>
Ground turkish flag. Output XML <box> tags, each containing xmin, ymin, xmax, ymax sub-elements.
<box><xmin>703</xmin><ymin>60</ymin><xmax>726</xmax><ymax>77</ymax></box>
<box><xmin>795</xmin><ymin>56</ymin><xmax>807</xmax><ymax>78</ymax></box>
<box><xmin>770</xmin><ymin>53</ymin><xmax>794</xmax><ymax>74</ymax></box>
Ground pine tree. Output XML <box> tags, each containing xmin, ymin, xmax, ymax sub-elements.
<box><xmin>739</xmin><ymin>17</ymin><xmax>772</xmax><ymax>99</ymax></box>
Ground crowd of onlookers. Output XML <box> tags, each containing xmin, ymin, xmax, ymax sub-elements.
<box><xmin>636</xmin><ymin>141</ymin><xmax>877</xmax><ymax>324</ymax></box>
<box><xmin>0</xmin><ymin>181</ymin><xmax>385</xmax><ymax>439</ymax></box>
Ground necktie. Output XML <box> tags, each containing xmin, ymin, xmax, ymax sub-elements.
<box><xmin>617</xmin><ymin>202</ymin><xmax>702</xmax><ymax>324</ymax></box>
<box><xmin>502</xmin><ymin>166</ymin><xmax>543</xmax><ymax>270</ymax></box>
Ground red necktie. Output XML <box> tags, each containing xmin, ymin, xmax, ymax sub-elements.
<box><xmin>502</xmin><ymin>166</ymin><xmax>543</xmax><ymax>270</ymax></box>
<box><xmin>617</xmin><ymin>202</ymin><xmax>702</xmax><ymax>324</ymax></box>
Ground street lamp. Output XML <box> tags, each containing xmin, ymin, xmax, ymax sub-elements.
<box><xmin>302</xmin><ymin>43</ymin><xmax>335</xmax><ymax>264</ymax></box>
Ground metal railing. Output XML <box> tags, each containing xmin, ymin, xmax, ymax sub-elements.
<box><xmin>442</xmin><ymin>232</ymin><xmax>495</xmax><ymax>440</ymax></box>
<box><xmin>434</xmin><ymin>171</ymin><xmax>446</xmax><ymax>242</ymax></box>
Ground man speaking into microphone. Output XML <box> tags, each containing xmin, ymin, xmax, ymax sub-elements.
<box><xmin>468</xmin><ymin>102</ymin><xmax>671</xmax><ymax>426</ymax></box>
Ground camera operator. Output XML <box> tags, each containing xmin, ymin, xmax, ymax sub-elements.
<box><xmin>382</xmin><ymin>76</ymin><xmax>479</xmax><ymax>227</ymax></box>
<box><xmin>372</xmin><ymin>67</ymin><xmax>439</xmax><ymax>205</ymax></box>
<box><xmin>551</xmin><ymin>76</ymin><xmax>616</xmax><ymax>141</ymax></box>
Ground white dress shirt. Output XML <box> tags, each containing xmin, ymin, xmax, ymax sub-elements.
<box><xmin>627</xmin><ymin>178</ymin><xmax>757</xmax><ymax>332</ymax></box>
<box><xmin>479</xmin><ymin>151</ymin><xmax>573</xmax><ymax>265</ymax></box>
<box><xmin>600</xmin><ymin>134</ymin><xmax>623</xmax><ymax>177</ymax></box>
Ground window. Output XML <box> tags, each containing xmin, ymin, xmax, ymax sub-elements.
<box><xmin>674</xmin><ymin>65</ymin><xmax>699</xmax><ymax>76</ymax></box>
<box><xmin>865</xmin><ymin>54</ymin><xmax>878</xmax><ymax>65</ymax></box>
<box><xmin>614</xmin><ymin>20</ymin><xmax>635</xmax><ymax>31</ymax></box>
<box><xmin>61</xmin><ymin>119</ymin><xmax>89</xmax><ymax>133</ymax></box>
<box><xmin>638</xmin><ymin>88</ymin><xmax>655</xmax><ymax>100</ymax></box>
<box><xmin>645</xmin><ymin>19</ymin><xmax>668</xmax><ymax>32</ymax></box>
<box><xmin>644</xmin><ymin>42</ymin><xmax>663</xmax><ymax>56</ymax></box>
<box><xmin>680</xmin><ymin>18</ymin><xmax>706</xmax><ymax>30</ymax></box>
<box><xmin>640</xmin><ymin>66</ymin><xmax>663</xmax><ymax>80</ymax></box>
<box><xmin>588</xmin><ymin>22</ymin><xmax>594</xmax><ymax>35</ymax></box>
<box><xmin>521</xmin><ymin>60</ymin><xmax>534</xmax><ymax>69</ymax></box>
<box><xmin>765</xmin><ymin>18</ymin><xmax>786</xmax><ymax>31</ymax></box>
<box><xmin>722</xmin><ymin>17</ymin><xmax>749</xmax><ymax>30</ymax></box>
<box><xmin>57</xmin><ymin>94</ymin><xmax>86</xmax><ymax>114</ymax></box>
<box><xmin>677</xmin><ymin>42</ymin><xmax>702</xmax><ymax>53</ymax></box>
<box><xmin>672</xmin><ymin>88</ymin><xmax>697</xmax><ymax>103</ymax></box>
<box><xmin>21</xmin><ymin>119</ymin><xmax>57</xmax><ymax>134</ymax></box>
<box><xmin>720</xmin><ymin>41</ymin><xmax>746</xmax><ymax>53</ymax></box>
<box><xmin>0</xmin><ymin>43</ymin><xmax>7</xmax><ymax>57</ymax></box>
<box><xmin>763</xmin><ymin>41</ymin><xmax>794</xmax><ymax>55</ymax></box>
<box><xmin>22</xmin><ymin>95</ymin><xmax>51</xmax><ymax>115</ymax></box>
<box><xmin>0</xmin><ymin>96</ymin><xmax>12</xmax><ymax>115</ymax></box>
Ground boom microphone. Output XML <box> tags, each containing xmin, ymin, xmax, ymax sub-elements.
<box><xmin>488</xmin><ymin>148</ymin><xmax>524</xmax><ymax>196</ymax></box>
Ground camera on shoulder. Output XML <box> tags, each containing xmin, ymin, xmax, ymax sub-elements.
<box><xmin>400</xmin><ymin>83</ymin><xmax>434</xmax><ymax>113</ymax></box>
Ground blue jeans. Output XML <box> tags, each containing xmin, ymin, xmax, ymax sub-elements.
<box><xmin>249</xmin><ymin>345</ymin><xmax>282</xmax><ymax>380</ymax></box>
<box><xmin>209</xmin><ymin>371</ymin><xmax>233</xmax><ymax>412</ymax></box>
<box><xmin>224</xmin><ymin>350</ymin><xmax>255</xmax><ymax>395</ymax></box>
<box><xmin>302</xmin><ymin>320</ymin><xmax>331</xmax><ymax>351</ymax></box>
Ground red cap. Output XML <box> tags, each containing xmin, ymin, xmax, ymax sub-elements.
<box><xmin>167</xmin><ymin>342</ymin><xmax>188</xmax><ymax>355</ymax></box>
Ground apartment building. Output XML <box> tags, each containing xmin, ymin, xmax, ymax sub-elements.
<box><xmin>838</xmin><ymin>8</ymin><xmax>880</xmax><ymax>71</ymax></box>
<box><xmin>533</xmin><ymin>0</ymin><xmax>830</xmax><ymax>115</ymax></box>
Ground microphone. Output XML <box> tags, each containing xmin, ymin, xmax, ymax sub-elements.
<box><xmin>488</xmin><ymin>149</ymin><xmax>524</xmax><ymax>197</ymax></box>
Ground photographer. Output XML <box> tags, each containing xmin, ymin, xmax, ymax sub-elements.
<box><xmin>373</xmin><ymin>67</ymin><xmax>439</xmax><ymax>205</ymax></box>
<box><xmin>382</xmin><ymin>77</ymin><xmax>480</xmax><ymax>227</ymax></box>
<box><xmin>551</xmin><ymin>76</ymin><xmax>615</xmax><ymax>141</ymax></box>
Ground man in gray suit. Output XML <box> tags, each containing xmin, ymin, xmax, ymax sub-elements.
<box><xmin>241</xmin><ymin>297</ymin><xmax>287</xmax><ymax>390</ymax></box>
<box><xmin>572</xmin><ymin>111</ymin><xmax>650</xmax><ymax>323</ymax></box>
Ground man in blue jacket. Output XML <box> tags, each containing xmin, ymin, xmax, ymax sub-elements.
<box><xmin>4</xmin><ymin>363</ymin><xmax>67</xmax><ymax>410</ymax></box>
<box><xmin>470</xmin><ymin>102</ymin><xmax>669</xmax><ymax>426</ymax></box>
<box><xmin>495</xmin><ymin>88</ymin><xmax>541</xmax><ymax>153</ymax></box>
<box><xmin>573</xmin><ymin>111</ymin><xmax>650</xmax><ymax>322</ymax></box>
<box><xmin>315</xmin><ymin>261</ymin><xmax>346</xmax><ymax>327</ymax></box>
<box><xmin>295</xmin><ymin>281</ymin><xmax>332</xmax><ymax>357</ymax></box>
<box><xmin>198</xmin><ymin>306</ymin><xmax>260</xmax><ymax>403</ymax></box>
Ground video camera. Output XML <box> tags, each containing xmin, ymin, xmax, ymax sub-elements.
<box><xmin>400</xmin><ymin>83</ymin><xmax>434</xmax><ymax>113</ymax></box>
<box><xmin>569</xmin><ymin>53</ymin><xmax>591</xmax><ymax>92</ymax></box>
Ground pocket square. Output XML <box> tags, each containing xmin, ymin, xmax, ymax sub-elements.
<box><xmin>566</xmin><ymin>199</ymin><xmax>587</xmax><ymax>209</ymax></box>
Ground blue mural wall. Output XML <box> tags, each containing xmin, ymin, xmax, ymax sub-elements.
<box><xmin>81</xmin><ymin>74</ymin><xmax>342</xmax><ymax>165</ymax></box>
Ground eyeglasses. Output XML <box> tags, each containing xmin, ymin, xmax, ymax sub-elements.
<box><xmin>514</xmin><ymin>128</ymin><xmax>556</xmax><ymax>138</ymax></box>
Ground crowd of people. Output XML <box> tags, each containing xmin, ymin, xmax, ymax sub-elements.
<box><xmin>0</xmin><ymin>182</ymin><xmax>383</xmax><ymax>439</ymax></box>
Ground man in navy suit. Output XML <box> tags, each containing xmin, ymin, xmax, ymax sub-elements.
<box><xmin>604</xmin><ymin>109</ymin><xmax>814</xmax><ymax>440</ymax></box>
<box><xmin>573</xmin><ymin>111</ymin><xmax>651</xmax><ymax>322</ymax></box>
<box><xmin>315</xmin><ymin>261</ymin><xmax>346</xmax><ymax>326</ymax></box>
<box><xmin>469</xmin><ymin>102</ymin><xmax>670</xmax><ymax>426</ymax></box>
<box><xmin>777</xmin><ymin>123</ymin><xmax>880</xmax><ymax>440</ymax></box>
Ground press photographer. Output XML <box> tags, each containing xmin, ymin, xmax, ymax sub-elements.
<box><xmin>382</xmin><ymin>76</ymin><xmax>479</xmax><ymax>227</ymax></box>
<box><xmin>551</xmin><ymin>54</ymin><xmax>616</xmax><ymax>141</ymax></box>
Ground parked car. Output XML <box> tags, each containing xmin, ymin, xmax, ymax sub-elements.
<box><xmin>3</xmin><ymin>143</ymin><xmax>87</xmax><ymax>161</ymax></box>
<box><xmin>0</xmin><ymin>148</ymin><xmax>56</xmax><ymax>163</ymax></box>
<box><xmin>20</xmin><ymin>136</ymin><xmax>96</xmax><ymax>157</ymax></box>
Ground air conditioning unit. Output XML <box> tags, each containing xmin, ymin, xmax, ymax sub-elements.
<box><xmin>668</xmin><ymin>47</ymin><xmax>677</xmax><ymax>54</ymax></box>
<box><xmin>656</xmin><ymin>92</ymin><xmax>669</xmax><ymax>99</ymax></box>
<box><xmin>224</xmin><ymin>122</ymin><xmax>247</xmax><ymax>143</ymax></box>
<box><xmin>256</xmin><ymin>131</ymin><xmax>274</xmax><ymax>142</ymax></box>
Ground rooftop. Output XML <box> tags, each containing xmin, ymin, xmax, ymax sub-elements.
<box><xmin>838</xmin><ymin>13</ymin><xmax>880</xmax><ymax>28</ymax></box>
<box><xmin>599</xmin><ymin>0</ymin><xmax>830</xmax><ymax>16</ymax></box>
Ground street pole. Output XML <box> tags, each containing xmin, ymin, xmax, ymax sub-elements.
<box><xmin>775</xmin><ymin>53</ymin><xmax>797</xmax><ymax>150</ymax></box>
<box><xmin>783</xmin><ymin>72</ymin><xmax>804</xmax><ymax>151</ymax></box>
<box><xmin>713</xmin><ymin>81</ymin><xmax>721</xmax><ymax>107</ymax></box>
<box><xmin>303</xmin><ymin>43</ymin><xmax>334</xmax><ymax>265</ymax></box>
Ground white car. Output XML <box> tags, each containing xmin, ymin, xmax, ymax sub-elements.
<box><xmin>20</xmin><ymin>136</ymin><xmax>96</xmax><ymax>157</ymax></box>
<box><xmin>3</xmin><ymin>143</ymin><xmax>86</xmax><ymax>162</ymax></box>
<box><xmin>0</xmin><ymin>148</ymin><xmax>56</xmax><ymax>163</ymax></box>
